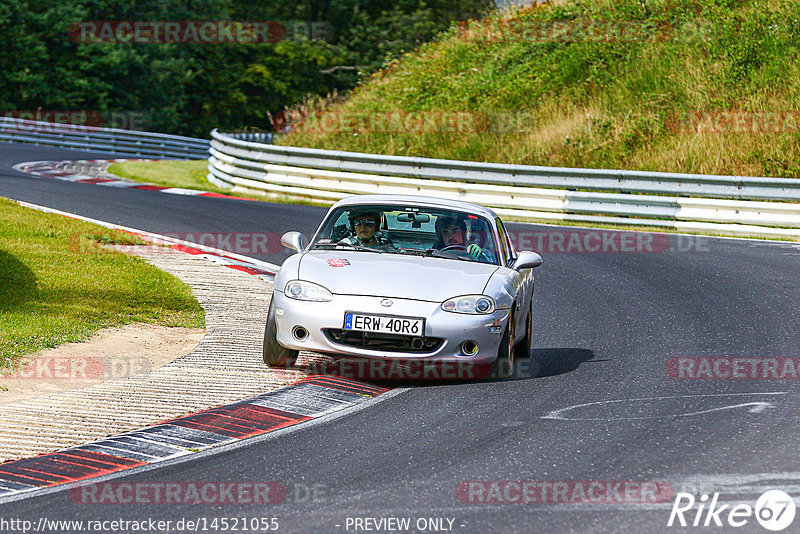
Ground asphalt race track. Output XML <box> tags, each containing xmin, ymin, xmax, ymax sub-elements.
<box><xmin>2</xmin><ymin>143</ymin><xmax>800</xmax><ymax>533</ymax></box>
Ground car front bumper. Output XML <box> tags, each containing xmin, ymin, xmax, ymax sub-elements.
<box><xmin>272</xmin><ymin>290</ymin><xmax>509</xmax><ymax>364</ymax></box>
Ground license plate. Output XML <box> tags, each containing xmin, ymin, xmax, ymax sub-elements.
<box><xmin>344</xmin><ymin>312</ymin><xmax>425</xmax><ymax>335</ymax></box>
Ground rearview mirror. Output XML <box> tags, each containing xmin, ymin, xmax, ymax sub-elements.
<box><xmin>513</xmin><ymin>251</ymin><xmax>543</xmax><ymax>270</ymax></box>
<box><xmin>397</xmin><ymin>212</ymin><xmax>431</xmax><ymax>228</ymax></box>
<box><xmin>281</xmin><ymin>231</ymin><xmax>306</xmax><ymax>252</ymax></box>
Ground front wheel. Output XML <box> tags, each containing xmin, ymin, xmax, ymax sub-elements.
<box><xmin>263</xmin><ymin>298</ymin><xmax>299</xmax><ymax>368</ymax></box>
<box><xmin>491</xmin><ymin>309</ymin><xmax>515</xmax><ymax>379</ymax></box>
<box><xmin>515</xmin><ymin>299</ymin><xmax>533</xmax><ymax>360</ymax></box>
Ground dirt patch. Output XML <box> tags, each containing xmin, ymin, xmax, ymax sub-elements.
<box><xmin>0</xmin><ymin>323</ymin><xmax>205</xmax><ymax>405</ymax></box>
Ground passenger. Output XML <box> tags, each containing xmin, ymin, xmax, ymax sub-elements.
<box><xmin>434</xmin><ymin>214</ymin><xmax>487</xmax><ymax>260</ymax></box>
<box><xmin>340</xmin><ymin>209</ymin><xmax>395</xmax><ymax>250</ymax></box>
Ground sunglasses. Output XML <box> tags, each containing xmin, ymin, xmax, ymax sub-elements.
<box><xmin>353</xmin><ymin>219</ymin><xmax>377</xmax><ymax>227</ymax></box>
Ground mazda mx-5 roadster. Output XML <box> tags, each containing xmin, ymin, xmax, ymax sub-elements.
<box><xmin>263</xmin><ymin>194</ymin><xmax>543</xmax><ymax>377</ymax></box>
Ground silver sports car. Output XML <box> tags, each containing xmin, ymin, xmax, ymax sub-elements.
<box><xmin>263</xmin><ymin>194</ymin><xmax>543</xmax><ymax>378</ymax></box>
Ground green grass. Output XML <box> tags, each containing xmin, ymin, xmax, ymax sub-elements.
<box><xmin>108</xmin><ymin>159</ymin><xmax>332</xmax><ymax>206</ymax></box>
<box><xmin>109</xmin><ymin>159</ymin><xmax>225</xmax><ymax>193</ymax></box>
<box><xmin>0</xmin><ymin>198</ymin><xmax>205</xmax><ymax>371</ymax></box>
<box><xmin>280</xmin><ymin>0</ymin><xmax>800</xmax><ymax>179</ymax></box>
<box><xmin>110</xmin><ymin>158</ymin><xmax>286</xmax><ymax>202</ymax></box>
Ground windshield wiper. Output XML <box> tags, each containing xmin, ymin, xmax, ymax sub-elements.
<box><xmin>312</xmin><ymin>243</ymin><xmax>384</xmax><ymax>253</ymax></box>
<box><xmin>425</xmin><ymin>248</ymin><xmax>460</xmax><ymax>259</ymax></box>
<box><xmin>393</xmin><ymin>248</ymin><xmax>474</xmax><ymax>261</ymax></box>
<box><xmin>425</xmin><ymin>248</ymin><xmax>479</xmax><ymax>262</ymax></box>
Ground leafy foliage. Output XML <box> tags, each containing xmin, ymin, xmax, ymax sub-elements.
<box><xmin>0</xmin><ymin>0</ymin><xmax>491</xmax><ymax>137</ymax></box>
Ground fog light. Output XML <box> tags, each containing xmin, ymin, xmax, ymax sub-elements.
<box><xmin>292</xmin><ymin>326</ymin><xmax>308</xmax><ymax>340</ymax></box>
<box><xmin>461</xmin><ymin>340</ymin><xmax>478</xmax><ymax>356</ymax></box>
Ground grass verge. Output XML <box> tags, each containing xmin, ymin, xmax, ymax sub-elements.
<box><xmin>109</xmin><ymin>160</ymin><xmax>225</xmax><ymax>193</ymax></box>
<box><xmin>0</xmin><ymin>198</ymin><xmax>205</xmax><ymax>371</ymax></box>
<box><xmin>107</xmin><ymin>160</ymin><xmax>327</xmax><ymax>204</ymax></box>
<box><xmin>280</xmin><ymin>0</ymin><xmax>800</xmax><ymax>178</ymax></box>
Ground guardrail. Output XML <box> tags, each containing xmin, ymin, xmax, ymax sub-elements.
<box><xmin>0</xmin><ymin>117</ymin><xmax>209</xmax><ymax>159</ymax></box>
<box><xmin>209</xmin><ymin>129</ymin><xmax>799</xmax><ymax>238</ymax></box>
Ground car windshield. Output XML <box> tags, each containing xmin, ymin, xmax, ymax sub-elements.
<box><xmin>310</xmin><ymin>205</ymin><xmax>500</xmax><ymax>265</ymax></box>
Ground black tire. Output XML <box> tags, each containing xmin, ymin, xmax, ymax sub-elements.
<box><xmin>515</xmin><ymin>299</ymin><xmax>533</xmax><ymax>360</ymax></box>
<box><xmin>491</xmin><ymin>308</ymin><xmax>515</xmax><ymax>379</ymax></box>
<box><xmin>263</xmin><ymin>299</ymin><xmax>299</xmax><ymax>368</ymax></box>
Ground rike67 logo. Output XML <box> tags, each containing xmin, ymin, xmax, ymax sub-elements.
<box><xmin>668</xmin><ymin>490</ymin><xmax>796</xmax><ymax>531</ymax></box>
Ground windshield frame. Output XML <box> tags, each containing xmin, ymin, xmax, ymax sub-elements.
<box><xmin>308</xmin><ymin>203</ymin><xmax>502</xmax><ymax>265</ymax></box>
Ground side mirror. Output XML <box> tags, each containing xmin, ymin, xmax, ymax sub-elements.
<box><xmin>281</xmin><ymin>231</ymin><xmax>306</xmax><ymax>252</ymax></box>
<box><xmin>513</xmin><ymin>251</ymin><xmax>543</xmax><ymax>270</ymax></box>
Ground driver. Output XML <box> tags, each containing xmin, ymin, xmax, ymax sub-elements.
<box><xmin>434</xmin><ymin>214</ymin><xmax>486</xmax><ymax>260</ymax></box>
<box><xmin>340</xmin><ymin>209</ymin><xmax>395</xmax><ymax>250</ymax></box>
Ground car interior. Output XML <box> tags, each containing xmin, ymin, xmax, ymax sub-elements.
<box><xmin>315</xmin><ymin>205</ymin><xmax>499</xmax><ymax>264</ymax></box>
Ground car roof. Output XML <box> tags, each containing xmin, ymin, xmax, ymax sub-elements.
<box><xmin>330</xmin><ymin>194</ymin><xmax>499</xmax><ymax>219</ymax></box>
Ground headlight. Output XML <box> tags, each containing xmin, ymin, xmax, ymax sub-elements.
<box><xmin>441</xmin><ymin>295</ymin><xmax>495</xmax><ymax>314</ymax></box>
<box><xmin>284</xmin><ymin>280</ymin><xmax>333</xmax><ymax>302</ymax></box>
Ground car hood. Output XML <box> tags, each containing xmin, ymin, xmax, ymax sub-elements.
<box><xmin>298</xmin><ymin>250</ymin><xmax>499</xmax><ymax>301</ymax></box>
